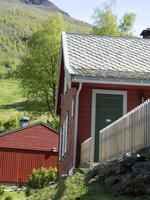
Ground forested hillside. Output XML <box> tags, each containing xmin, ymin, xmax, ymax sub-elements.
<box><xmin>0</xmin><ymin>0</ymin><xmax>91</xmax><ymax>78</ymax></box>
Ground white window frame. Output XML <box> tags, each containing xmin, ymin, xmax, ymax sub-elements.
<box><xmin>59</xmin><ymin>128</ymin><xmax>62</xmax><ymax>161</ymax></box>
<box><xmin>71</xmin><ymin>96</ymin><xmax>75</xmax><ymax>117</ymax></box>
<box><xmin>61</xmin><ymin>114</ymin><xmax>68</xmax><ymax>157</ymax></box>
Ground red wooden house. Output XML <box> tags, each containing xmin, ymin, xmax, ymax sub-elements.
<box><xmin>56</xmin><ymin>30</ymin><xmax>150</xmax><ymax>176</ymax></box>
<box><xmin>0</xmin><ymin>122</ymin><xmax>58</xmax><ymax>183</ymax></box>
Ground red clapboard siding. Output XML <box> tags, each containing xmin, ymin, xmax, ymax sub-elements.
<box><xmin>0</xmin><ymin>148</ymin><xmax>57</xmax><ymax>183</ymax></box>
<box><xmin>59</xmin><ymin>87</ymin><xmax>76</xmax><ymax>175</ymax></box>
<box><xmin>76</xmin><ymin>84</ymin><xmax>150</xmax><ymax>166</ymax></box>
<box><xmin>0</xmin><ymin>123</ymin><xmax>58</xmax><ymax>183</ymax></box>
<box><xmin>59</xmin><ymin>82</ymin><xmax>150</xmax><ymax>174</ymax></box>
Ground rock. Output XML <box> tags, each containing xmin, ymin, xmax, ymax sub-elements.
<box><xmin>132</xmin><ymin>161</ymin><xmax>150</xmax><ymax>175</ymax></box>
<box><xmin>91</xmin><ymin>151</ymin><xmax>150</xmax><ymax>196</ymax></box>
<box><xmin>117</xmin><ymin>152</ymin><xmax>132</xmax><ymax>162</ymax></box>
<box><xmin>136</xmin><ymin>147</ymin><xmax>150</xmax><ymax>160</ymax></box>
<box><xmin>97</xmin><ymin>161</ymin><xmax>118</xmax><ymax>181</ymax></box>
<box><xmin>116</xmin><ymin>153</ymin><xmax>141</xmax><ymax>175</ymax></box>
<box><xmin>104</xmin><ymin>175</ymin><xmax>120</xmax><ymax>186</ymax></box>
<box><xmin>116</xmin><ymin>162</ymin><xmax>129</xmax><ymax>175</ymax></box>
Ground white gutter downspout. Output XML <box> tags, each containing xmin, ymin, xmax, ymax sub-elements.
<box><xmin>73</xmin><ymin>82</ymin><xmax>82</xmax><ymax>169</ymax></box>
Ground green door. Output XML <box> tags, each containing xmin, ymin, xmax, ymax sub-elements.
<box><xmin>94</xmin><ymin>93</ymin><xmax>123</xmax><ymax>162</ymax></box>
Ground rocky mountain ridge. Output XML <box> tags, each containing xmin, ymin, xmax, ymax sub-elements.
<box><xmin>20</xmin><ymin>0</ymin><xmax>70</xmax><ymax>16</ymax></box>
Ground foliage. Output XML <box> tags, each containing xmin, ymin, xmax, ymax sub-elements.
<box><xmin>0</xmin><ymin>0</ymin><xmax>91</xmax><ymax>78</ymax></box>
<box><xmin>49</xmin><ymin>117</ymin><xmax>60</xmax><ymax>130</ymax></box>
<box><xmin>4</xmin><ymin>196</ymin><xmax>12</xmax><ymax>200</ymax></box>
<box><xmin>119</xmin><ymin>13</ymin><xmax>136</xmax><ymax>35</ymax></box>
<box><xmin>1</xmin><ymin>191</ymin><xmax>25</xmax><ymax>200</ymax></box>
<box><xmin>3</xmin><ymin>118</ymin><xmax>17</xmax><ymax>131</ymax></box>
<box><xmin>0</xmin><ymin>185</ymin><xmax>5</xmax><ymax>197</ymax></box>
<box><xmin>28</xmin><ymin>167</ymin><xmax>58</xmax><ymax>189</ymax></box>
<box><xmin>92</xmin><ymin>2</ymin><xmax>136</xmax><ymax>36</ymax></box>
<box><xmin>17</xmin><ymin>14</ymin><xmax>65</xmax><ymax>117</ymax></box>
<box><xmin>0</xmin><ymin>80</ymin><xmax>59</xmax><ymax>131</ymax></box>
<box><xmin>0</xmin><ymin>114</ymin><xmax>29</xmax><ymax>133</ymax></box>
<box><xmin>54</xmin><ymin>172</ymin><xmax>87</xmax><ymax>200</ymax></box>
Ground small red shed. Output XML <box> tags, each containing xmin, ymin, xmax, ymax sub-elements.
<box><xmin>0</xmin><ymin>122</ymin><xmax>58</xmax><ymax>184</ymax></box>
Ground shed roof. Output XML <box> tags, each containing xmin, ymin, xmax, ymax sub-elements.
<box><xmin>0</xmin><ymin>122</ymin><xmax>58</xmax><ymax>152</ymax></box>
<box><xmin>63</xmin><ymin>33</ymin><xmax>150</xmax><ymax>80</ymax></box>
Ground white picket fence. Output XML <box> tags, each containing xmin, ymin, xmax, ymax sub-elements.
<box><xmin>99</xmin><ymin>99</ymin><xmax>150</xmax><ymax>162</ymax></box>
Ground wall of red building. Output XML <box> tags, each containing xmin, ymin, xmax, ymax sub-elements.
<box><xmin>76</xmin><ymin>83</ymin><xmax>150</xmax><ymax>165</ymax></box>
<box><xmin>59</xmin><ymin>87</ymin><xmax>77</xmax><ymax>175</ymax></box>
<box><xmin>0</xmin><ymin>148</ymin><xmax>58</xmax><ymax>183</ymax></box>
<box><xmin>59</xmin><ymin>82</ymin><xmax>150</xmax><ymax>173</ymax></box>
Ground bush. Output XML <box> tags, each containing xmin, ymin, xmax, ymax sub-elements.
<box><xmin>56</xmin><ymin>172</ymin><xmax>87</xmax><ymax>200</ymax></box>
<box><xmin>28</xmin><ymin>167</ymin><xmax>57</xmax><ymax>189</ymax></box>
<box><xmin>0</xmin><ymin>185</ymin><xmax>5</xmax><ymax>197</ymax></box>
<box><xmin>3</xmin><ymin>118</ymin><xmax>17</xmax><ymax>130</ymax></box>
<box><xmin>5</xmin><ymin>196</ymin><xmax>13</xmax><ymax>200</ymax></box>
<box><xmin>29</xmin><ymin>172</ymin><xmax>87</xmax><ymax>200</ymax></box>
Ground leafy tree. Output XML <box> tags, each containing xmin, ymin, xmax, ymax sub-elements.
<box><xmin>17</xmin><ymin>14</ymin><xmax>66</xmax><ymax>118</ymax></box>
<box><xmin>119</xmin><ymin>13</ymin><xmax>136</xmax><ymax>35</ymax></box>
<box><xmin>92</xmin><ymin>8</ymin><xmax>119</xmax><ymax>36</ymax></box>
<box><xmin>92</xmin><ymin>3</ymin><xmax>136</xmax><ymax>36</ymax></box>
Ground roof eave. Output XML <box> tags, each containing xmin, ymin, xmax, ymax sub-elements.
<box><xmin>0</xmin><ymin>146</ymin><xmax>58</xmax><ymax>153</ymax></box>
<box><xmin>72</xmin><ymin>75</ymin><xmax>150</xmax><ymax>86</ymax></box>
<box><xmin>62</xmin><ymin>32</ymin><xmax>74</xmax><ymax>74</ymax></box>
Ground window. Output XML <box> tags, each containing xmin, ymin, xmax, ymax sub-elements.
<box><xmin>71</xmin><ymin>96</ymin><xmax>75</xmax><ymax>117</ymax></box>
<box><xmin>61</xmin><ymin>114</ymin><xmax>68</xmax><ymax>157</ymax></box>
<box><xmin>59</xmin><ymin>128</ymin><xmax>62</xmax><ymax>161</ymax></box>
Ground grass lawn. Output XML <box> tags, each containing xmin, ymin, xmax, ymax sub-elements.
<box><xmin>0</xmin><ymin>79</ymin><xmax>25</xmax><ymax>118</ymax></box>
<box><xmin>1</xmin><ymin>191</ymin><xmax>26</xmax><ymax>200</ymax></box>
<box><xmin>83</xmin><ymin>182</ymin><xmax>140</xmax><ymax>200</ymax></box>
<box><xmin>0</xmin><ymin>79</ymin><xmax>49</xmax><ymax>128</ymax></box>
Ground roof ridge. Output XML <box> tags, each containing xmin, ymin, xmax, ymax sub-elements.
<box><xmin>65</xmin><ymin>32</ymin><xmax>145</xmax><ymax>40</ymax></box>
<box><xmin>0</xmin><ymin>121</ymin><xmax>58</xmax><ymax>137</ymax></box>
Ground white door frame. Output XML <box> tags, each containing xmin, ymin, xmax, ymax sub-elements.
<box><xmin>91</xmin><ymin>89</ymin><xmax>127</xmax><ymax>164</ymax></box>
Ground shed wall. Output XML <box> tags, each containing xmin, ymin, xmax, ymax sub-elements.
<box><xmin>0</xmin><ymin>148</ymin><xmax>58</xmax><ymax>183</ymax></box>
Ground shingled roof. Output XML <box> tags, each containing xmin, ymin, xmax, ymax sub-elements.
<box><xmin>0</xmin><ymin>122</ymin><xmax>58</xmax><ymax>152</ymax></box>
<box><xmin>63</xmin><ymin>33</ymin><xmax>150</xmax><ymax>80</ymax></box>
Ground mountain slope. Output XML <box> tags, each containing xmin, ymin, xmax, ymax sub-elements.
<box><xmin>0</xmin><ymin>0</ymin><xmax>91</xmax><ymax>77</ymax></box>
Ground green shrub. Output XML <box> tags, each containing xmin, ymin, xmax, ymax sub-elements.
<box><xmin>29</xmin><ymin>172</ymin><xmax>87</xmax><ymax>200</ymax></box>
<box><xmin>0</xmin><ymin>185</ymin><xmax>5</xmax><ymax>197</ymax></box>
<box><xmin>28</xmin><ymin>167</ymin><xmax>57</xmax><ymax>189</ymax></box>
<box><xmin>3</xmin><ymin>118</ymin><xmax>17</xmax><ymax>130</ymax></box>
<box><xmin>56</xmin><ymin>172</ymin><xmax>87</xmax><ymax>200</ymax></box>
<box><xmin>5</xmin><ymin>196</ymin><xmax>13</xmax><ymax>200</ymax></box>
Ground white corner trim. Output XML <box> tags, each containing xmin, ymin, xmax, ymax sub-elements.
<box><xmin>62</xmin><ymin>32</ymin><xmax>74</xmax><ymax>74</ymax></box>
<box><xmin>73</xmin><ymin>82</ymin><xmax>82</xmax><ymax>168</ymax></box>
<box><xmin>91</xmin><ymin>89</ymin><xmax>127</xmax><ymax>163</ymax></box>
<box><xmin>55</xmin><ymin>48</ymin><xmax>63</xmax><ymax>115</ymax></box>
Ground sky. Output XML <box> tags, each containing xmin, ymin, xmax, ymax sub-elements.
<box><xmin>51</xmin><ymin>0</ymin><xmax>150</xmax><ymax>36</ymax></box>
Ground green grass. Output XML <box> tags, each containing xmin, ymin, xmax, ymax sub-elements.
<box><xmin>83</xmin><ymin>182</ymin><xmax>135</xmax><ymax>200</ymax></box>
<box><xmin>1</xmin><ymin>191</ymin><xmax>25</xmax><ymax>200</ymax></box>
<box><xmin>0</xmin><ymin>79</ymin><xmax>50</xmax><ymax>131</ymax></box>
<box><xmin>0</xmin><ymin>79</ymin><xmax>25</xmax><ymax>118</ymax></box>
<box><xmin>29</xmin><ymin>172</ymin><xmax>146</xmax><ymax>200</ymax></box>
